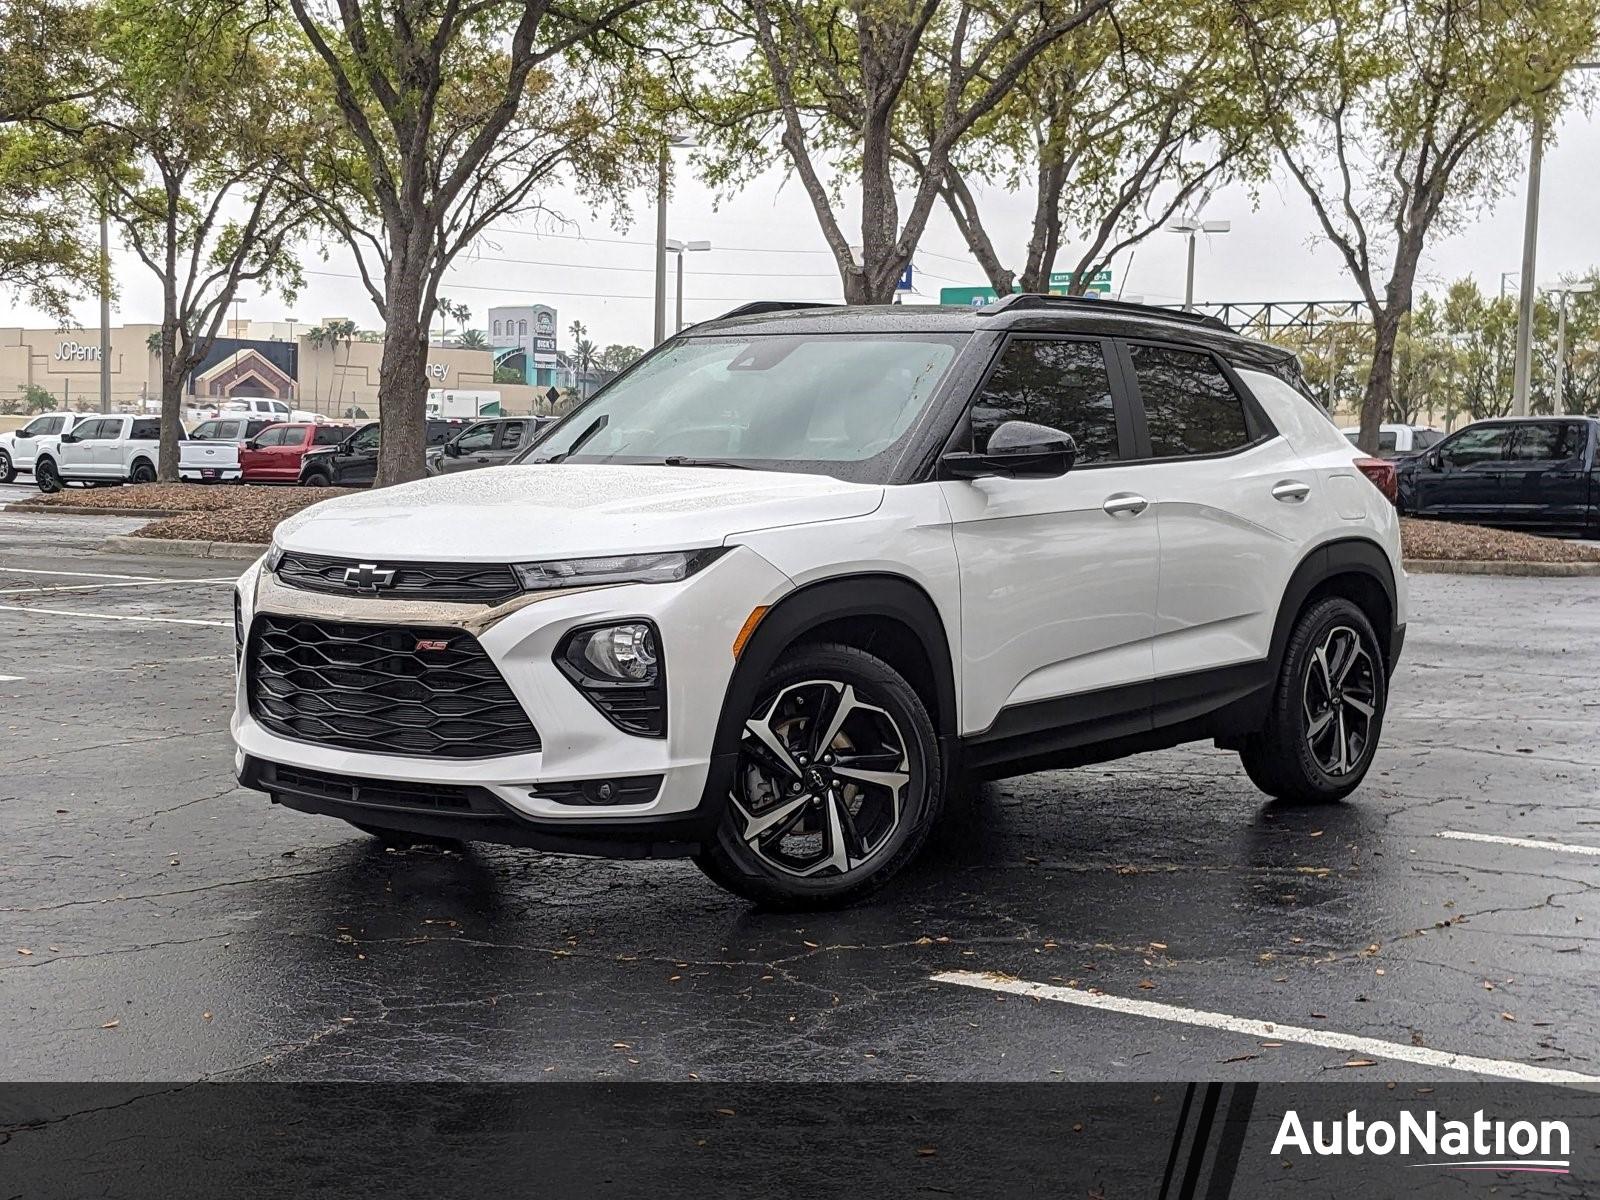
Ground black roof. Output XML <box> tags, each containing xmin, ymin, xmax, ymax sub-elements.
<box><xmin>692</xmin><ymin>299</ymin><xmax>1299</xmax><ymax>374</ymax></box>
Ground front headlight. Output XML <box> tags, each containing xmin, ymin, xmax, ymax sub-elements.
<box><xmin>511</xmin><ymin>548</ymin><xmax>725</xmax><ymax>592</ymax></box>
<box><xmin>262</xmin><ymin>544</ymin><xmax>284</xmax><ymax>573</ymax></box>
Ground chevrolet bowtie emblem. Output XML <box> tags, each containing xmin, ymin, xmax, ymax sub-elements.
<box><xmin>342</xmin><ymin>562</ymin><xmax>396</xmax><ymax>591</ymax></box>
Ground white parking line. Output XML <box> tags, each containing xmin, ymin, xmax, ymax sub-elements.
<box><xmin>0</xmin><ymin>603</ymin><xmax>230</xmax><ymax>628</ymax></box>
<box><xmin>931</xmin><ymin>971</ymin><xmax>1600</xmax><ymax>1085</ymax></box>
<box><xmin>1438</xmin><ymin>830</ymin><xmax>1600</xmax><ymax>858</ymax></box>
<box><xmin>0</xmin><ymin>577</ymin><xmax>234</xmax><ymax>595</ymax></box>
<box><xmin>0</xmin><ymin>567</ymin><xmax>162</xmax><ymax>581</ymax></box>
<box><xmin>0</xmin><ymin>674</ymin><xmax>22</xmax><ymax>682</ymax></box>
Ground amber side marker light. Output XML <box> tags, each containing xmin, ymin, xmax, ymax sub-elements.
<box><xmin>732</xmin><ymin>606</ymin><xmax>769</xmax><ymax>660</ymax></box>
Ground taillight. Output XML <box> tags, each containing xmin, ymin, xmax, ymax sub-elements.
<box><xmin>1354</xmin><ymin>456</ymin><xmax>1397</xmax><ymax>504</ymax></box>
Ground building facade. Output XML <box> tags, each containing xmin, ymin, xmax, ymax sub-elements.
<box><xmin>488</xmin><ymin>304</ymin><xmax>562</xmax><ymax>388</ymax></box>
<box><xmin>0</xmin><ymin>323</ymin><xmax>552</xmax><ymax>419</ymax></box>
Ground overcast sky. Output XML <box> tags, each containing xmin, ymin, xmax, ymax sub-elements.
<box><xmin>14</xmin><ymin>107</ymin><xmax>1599</xmax><ymax>352</ymax></box>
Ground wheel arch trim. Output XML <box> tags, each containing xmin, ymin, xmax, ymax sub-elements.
<box><xmin>1269</xmin><ymin>536</ymin><xmax>1400</xmax><ymax>677</ymax></box>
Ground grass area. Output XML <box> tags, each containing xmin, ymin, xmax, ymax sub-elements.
<box><xmin>18</xmin><ymin>482</ymin><xmax>1600</xmax><ymax>561</ymax></box>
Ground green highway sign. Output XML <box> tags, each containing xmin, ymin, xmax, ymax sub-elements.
<box><xmin>939</xmin><ymin>270</ymin><xmax>1112</xmax><ymax>307</ymax></box>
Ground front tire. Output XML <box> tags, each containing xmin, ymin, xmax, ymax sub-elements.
<box><xmin>1239</xmin><ymin>597</ymin><xmax>1387</xmax><ymax>804</ymax></box>
<box><xmin>0</xmin><ymin>450</ymin><xmax>14</xmax><ymax>483</ymax></box>
<box><xmin>695</xmin><ymin>642</ymin><xmax>943</xmax><ymax>909</ymax></box>
<box><xmin>34</xmin><ymin>457</ymin><xmax>62</xmax><ymax>493</ymax></box>
<box><xmin>301</xmin><ymin>469</ymin><xmax>332</xmax><ymax>488</ymax></box>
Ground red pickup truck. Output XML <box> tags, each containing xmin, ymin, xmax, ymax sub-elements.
<box><xmin>240</xmin><ymin>423</ymin><xmax>354</xmax><ymax>484</ymax></box>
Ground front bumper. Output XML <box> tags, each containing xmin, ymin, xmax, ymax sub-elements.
<box><xmin>231</xmin><ymin>546</ymin><xmax>793</xmax><ymax>852</ymax></box>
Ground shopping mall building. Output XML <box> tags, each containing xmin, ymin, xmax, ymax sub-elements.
<box><xmin>0</xmin><ymin>320</ymin><xmax>552</xmax><ymax>418</ymax></box>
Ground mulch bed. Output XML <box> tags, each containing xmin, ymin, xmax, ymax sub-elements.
<box><xmin>17</xmin><ymin>484</ymin><xmax>1600</xmax><ymax>563</ymax></box>
<box><xmin>1398</xmin><ymin>518</ymin><xmax>1600</xmax><ymax>564</ymax></box>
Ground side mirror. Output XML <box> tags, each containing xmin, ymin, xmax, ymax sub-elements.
<box><xmin>243</xmin><ymin>439</ymin><xmax>259</xmax><ymax>451</ymax></box>
<box><xmin>444</xmin><ymin>441</ymin><xmax>461</xmax><ymax>457</ymax></box>
<box><xmin>59</xmin><ymin>432</ymin><xmax>79</xmax><ymax>444</ymax></box>
<box><xmin>1425</xmin><ymin>450</ymin><xmax>1444</xmax><ymax>471</ymax></box>
<box><xmin>941</xmin><ymin>420</ymin><xmax>1077</xmax><ymax>481</ymax></box>
<box><xmin>15</xmin><ymin>429</ymin><xmax>32</xmax><ymax>439</ymax></box>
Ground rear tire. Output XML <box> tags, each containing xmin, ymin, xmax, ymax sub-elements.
<box><xmin>694</xmin><ymin>642</ymin><xmax>943</xmax><ymax>910</ymax></box>
<box><xmin>34</xmin><ymin>457</ymin><xmax>62</xmax><ymax>493</ymax></box>
<box><xmin>0</xmin><ymin>450</ymin><xmax>14</xmax><ymax>484</ymax></box>
<box><xmin>1239</xmin><ymin>597</ymin><xmax>1387</xmax><ymax>804</ymax></box>
<box><xmin>129</xmin><ymin>459</ymin><xmax>156</xmax><ymax>484</ymax></box>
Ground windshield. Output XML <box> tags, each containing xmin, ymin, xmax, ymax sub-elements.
<box><xmin>521</xmin><ymin>333</ymin><xmax>964</xmax><ymax>481</ymax></box>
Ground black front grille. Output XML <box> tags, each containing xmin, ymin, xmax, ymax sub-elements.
<box><xmin>265</xmin><ymin>763</ymin><xmax>503</xmax><ymax>814</ymax></box>
<box><xmin>276</xmin><ymin>552</ymin><xmax>522</xmax><ymax>604</ymax></box>
<box><xmin>248</xmin><ymin>614</ymin><xmax>540</xmax><ymax>759</ymax></box>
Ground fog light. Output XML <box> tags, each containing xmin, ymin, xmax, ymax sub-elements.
<box><xmin>581</xmin><ymin>623</ymin><xmax>658</xmax><ymax>682</ymax></box>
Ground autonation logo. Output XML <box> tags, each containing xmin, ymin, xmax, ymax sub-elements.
<box><xmin>1273</xmin><ymin>1109</ymin><xmax>1571</xmax><ymax>1174</ymax></box>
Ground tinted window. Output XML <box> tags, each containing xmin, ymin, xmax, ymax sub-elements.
<box><xmin>248</xmin><ymin>420</ymin><xmax>276</xmax><ymax>437</ymax></box>
<box><xmin>23</xmin><ymin>415</ymin><xmax>59</xmax><ymax>436</ymax></box>
<box><xmin>1377</xmin><ymin>431</ymin><xmax>1398</xmax><ymax>454</ymax></box>
<box><xmin>130</xmin><ymin>419</ymin><xmax>160</xmax><ymax>440</ymax></box>
<box><xmin>1442</xmin><ymin>425</ymin><xmax>1512</xmax><ymax>468</ymax></box>
<box><xmin>74</xmin><ymin>419</ymin><xmax>111</xmax><ymax>440</ymax></box>
<box><xmin>1128</xmin><ymin>344</ymin><xmax>1250</xmax><ymax>457</ymax></box>
<box><xmin>499</xmin><ymin>421</ymin><xmax>525</xmax><ymax>449</ymax></box>
<box><xmin>313</xmin><ymin>425</ymin><xmax>350</xmax><ymax>446</ymax></box>
<box><xmin>351</xmin><ymin>424</ymin><xmax>380</xmax><ymax>452</ymax></box>
<box><xmin>1509</xmin><ymin>422</ymin><xmax>1583</xmax><ymax>462</ymax></box>
<box><xmin>254</xmin><ymin>426</ymin><xmax>295</xmax><ymax>448</ymax></box>
<box><xmin>190</xmin><ymin>421</ymin><xmax>221</xmax><ymax>441</ymax></box>
<box><xmin>456</xmin><ymin>423</ymin><xmax>496</xmax><ymax>452</ymax></box>
<box><xmin>1413</xmin><ymin>429</ymin><xmax>1443</xmax><ymax>449</ymax></box>
<box><xmin>972</xmin><ymin>339</ymin><xmax>1119</xmax><ymax>462</ymax></box>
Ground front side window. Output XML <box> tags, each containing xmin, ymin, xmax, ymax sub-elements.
<box><xmin>74</xmin><ymin>419</ymin><xmax>111</xmax><ymax>440</ymax></box>
<box><xmin>350</xmin><ymin>424</ymin><xmax>380</xmax><ymax>453</ymax></box>
<box><xmin>23</xmin><ymin>415</ymin><xmax>59</xmax><ymax>436</ymax></box>
<box><xmin>1441</xmin><ymin>424</ymin><xmax>1512</xmax><ymax>468</ymax></box>
<box><xmin>525</xmin><ymin>334</ymin><xmax>962</xmax><ymax>480</ymax></box>
<box><xmin>456</xmin><ymin>423</ymin><xmax>496</xmax><ymax>453</ymax></box>
<box><xmin>1128</xmin><ymin>343</ymin><xmax>1251</xmax><ymax>457</ymax></box>
<box><xmin>971</xmin><ymin>338</ymin><xmax>1120</xmax><ymax>463</ymax></box>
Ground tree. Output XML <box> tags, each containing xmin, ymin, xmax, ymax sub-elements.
<box><xmin>569</xmin><ymin>336</ymin><xmax>598</xmax><ymax>400</ymax></box>
<box><xmin>285</xmin><ymin>0</ymin><xmax>655</xmax><ymax>486</ymax></box>
<box><xmin>597</xmin><ymin>343</ymin><xmax>644</xmax><ymax>372</ymax></box>
<box><xmin>914</xmin><ymin>0</ymin><xmax>1267</xmax><ymax>297</ymax></box>
<box><xmin>1235</xmin><ymin>0</ymin><xmax>1599</xmax><ymax>452</ymax></box>
<box><xmin>0</xmin><ymin>0</ymin><xmax>102</xmax><ymax>320</ymax></box>
<box><xmin>689</xmin><ymin>0</ymin><xmax>1114</xmax><ymax>304</ymax></box>
<box><xmin>459</xmin><ymin>328</ymin><xmax>489</xmax><ymax>350</ymax></box>
<box><xmin>95</xmin><ymin>0</ymin><xmax>306</xmax><ymax>479</ymax></box>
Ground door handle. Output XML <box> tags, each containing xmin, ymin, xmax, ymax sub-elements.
<box><xmin>1102</xmin><ymin>493</ymin><xmax>1149</xmax><ymax>517</ymax></box>
<box><xmin>1272</xmin><ymin>480</ymin><xmax>1312</xmax><ymax>503</ymax></box>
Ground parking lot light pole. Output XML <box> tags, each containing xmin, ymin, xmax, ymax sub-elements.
<box><xmin>1168</xmin><ymin>218</ymin><xmax>1231</xmax><ymax>311</ymax></box>
<box><xmin>667</xmin><ymin>240</ymin><xmax>711</xmax><ymax>333</ymax></box>
<box><xmin>653</xmin><ymin>134</ymin><xmax>695</xmax><ymax>347</ymax></box>
<box><xmin>1551</xmin><ymin>282</ymin><xmax>1594</xmax><ymax>415</ymax></box>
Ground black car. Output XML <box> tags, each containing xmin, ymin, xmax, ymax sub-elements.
<box><xmin>425</xmin><ymin>415</ymin><xmax>554</xmax><ymax>476</ymax></box>
<box><xmin>1395</xmin><ymin>416</ymin><xmax>1600</xmax><ymax>538</ymax></box>
<box><xmin>298</xmin><ymin>419</ymin><xmax>467</xmax><ymax>486</ymax></box>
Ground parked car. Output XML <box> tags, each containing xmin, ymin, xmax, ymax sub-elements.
<box><xmin>0</xmin><ymin>412</ymin><xmax>103</xmax><ymax>483</ymax></box>
<box><xmin>196</xmin><ymin>398</ymin><xmax>321</xmax><ymax>424</ymax></box>
<box><xmin>235</xmin><ymin>296</ymin><xmax>1406</xmax><ymax>908</ymax></box>
<box><xmin>425</xmin><ymin>416</ymin><xmax>552</xmax><ymax>475</ymax></box>
<box><xmin>1340</xmin><ymin>423</ymin><xmax>1445</xmax><ymax>459</ymax></box>
<box><xmin>1395</xmin><ymin>416</ymin><xmax>1600</xmax><ymax>538</ymax></box>
<box><xmin>298</xmin><ymin>419</ymin><xmax>465</xmax><ymax>487</ymax></box>
<box><xmin>179</xmin><ymin>417</ymin><xmax>279</xmax><ymax>482</ymax></box>
<box><xmin>33</xmin><ymin>415</ymin><xmax>177</xmax><ymax>491</ymax></box>
<box><xmin>241</xmin><ymin>422</ymin><xmax>354</xmax><ymax>483</ymax></box>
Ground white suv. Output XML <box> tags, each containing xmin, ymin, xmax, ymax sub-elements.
<box><xmin>233</xmin><ymin>298</ymin><xmax>1406</xmax><ymax>908</ymax></box>
<box><xmin>0</xmin><ymin>412</ymin><xmax>101</xmax><ymax>482</ymax></box>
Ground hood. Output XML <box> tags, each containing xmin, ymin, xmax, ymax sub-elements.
<box><xmin>273</xmin><ymin>463</ymin><xmax>884</xmax><ymax>560</ymax></box>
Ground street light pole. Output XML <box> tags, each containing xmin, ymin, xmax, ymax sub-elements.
<box><xmin>652</xmin><ymin>134</ymin><xmax>695</xmax><ymax>347</ymax></box>
<box><xmin>666</xmin><ymin>239</ymin><xmax>712</xmax><ymax>334</ymax></box>
<box><xmin>1168</xmin><ymin>217</ymin><xmax>1230</xmax><ymax>311</ymax></box>
<box><xmin>1551</xmin><ymin>283</ymin><xmax>1594</xmax><ymax>415</ymax></box>
<box><xmin>98</xmin><ymin>202</ymin><xmax>111</xmax><ymax>414</ymax></box>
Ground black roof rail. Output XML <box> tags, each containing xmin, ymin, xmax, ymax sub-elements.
<box><xmin>714</xmin><ymin>300</ymin><xmax>841</xmax><ymax>321</ymax></box>
<box><xmin>980</xmin><ymin>292</ymin><xmax>1233</xmax><ymax>334</ymax></box>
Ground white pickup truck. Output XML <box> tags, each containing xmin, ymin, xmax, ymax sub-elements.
<box><xmin>192</xmin><ymin>398</ymin><xmax>321</xmax><ymax>424</ymax></box>
<box><xmin>0</xmin><ymin>412</ymin><xmax>103</xmax><ymax>483</ymax></box>
<box><xmin>32</xmin><ymin>414</ymin><xmax>175</xmax><ymax>491</ymax></box>
<box><xmin>179</xmin><ymin>415</ymin><xmax>280</xmax><ymax>482</ymax></box>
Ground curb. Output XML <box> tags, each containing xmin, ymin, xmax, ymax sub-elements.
<box><xmin>103</xmin><ymin>534</ymin><xmax>268</xmax><ymax>561</ymax></box>
<box><xmin>9</xmin><ymin>503</ymin><xmax>182</xmax><ymax>518</ymax></box>
<box><xmin>1404</xmin><ymin>558</ymin><xmax>1600</xmax><ymax>578</ymax></box>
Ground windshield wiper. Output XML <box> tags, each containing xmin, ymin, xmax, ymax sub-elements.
<box><xmin>659</xmin><ymin>456</ymin><xmax>753</xmax><ymax>470</ymax></box>
<box><xmin>538</xmin><ymin>413</ymin><xmax>608</xmax><ymax>463</ymax></box>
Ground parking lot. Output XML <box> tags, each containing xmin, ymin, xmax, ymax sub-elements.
<box><xmin>2</xmin><ymin>504</ymin><xmax>1598</xmax><ymax>1084</ymax></box>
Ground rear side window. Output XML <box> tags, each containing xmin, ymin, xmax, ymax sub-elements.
<box><xmin>313</xmin><ymin>425</ymin><xmax>349</xmax><ymax>446</ymax></box>
<box><xmin>1412</xmin><ymin>429</ymin><xmax>1443</xmax><ymax>449</ymax></box>
<box><xmin>1510</xmin><ymin>422</ymin><xmax>1584</xmax><ymax>462</ymax></box>
<box><xmin>1128</xmin><ymin>344</ymin><xmax>1250</xmax><ymax>457</ymax></box>
<box><xmin>130</xmin><ymin>419</ymin><xmax>160</xmax><ymax>441</ymax></box>
<box><xmin>973</xmin><ymin>338</ymin><xmax>1120</xmax><ymax>463</ymax></box>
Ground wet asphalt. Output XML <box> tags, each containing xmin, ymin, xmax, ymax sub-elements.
<box><xmin>1</xmin><ymin>506</ymin><xmax>1598</xmax><ymax>1083</ymax></box>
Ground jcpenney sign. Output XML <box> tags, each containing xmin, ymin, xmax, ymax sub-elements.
<box><xmin>54</xmin><ymin>340</ymin><xmax>102</xmax><ymax>362</ymax></box>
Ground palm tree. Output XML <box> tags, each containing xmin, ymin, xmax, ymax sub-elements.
<box><xmin>459</xmin><ymin>328</ymin><xmax>488</xmax><ymax>350</ymax></box>
<box><xmin>572</xmin><ymin>337</ymin><xmax>598</xmax><ymax>401</ymax></box>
